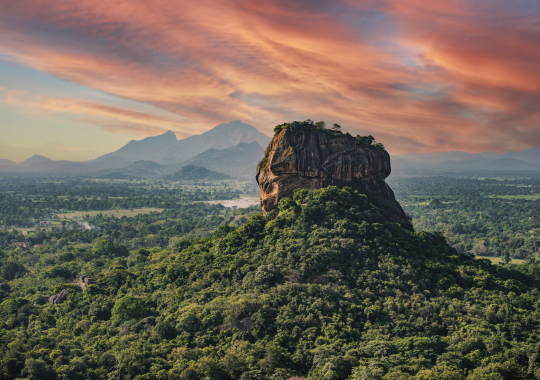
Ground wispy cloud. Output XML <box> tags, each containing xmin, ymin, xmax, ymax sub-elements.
<box><xmin>0</xmin><ymin>0</ymin><xmax>538</xmax><ymax>153</ymax></box>
<box><xmin>0</xmin><ymin>90</ymin><xmax>190</xmax><ymax>138</ymax></box>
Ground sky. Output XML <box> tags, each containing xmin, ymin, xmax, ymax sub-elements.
<box><xmin>0</xmin><ymin>0</ymin><xmax>539</xmax><ymax>161</ymax></box>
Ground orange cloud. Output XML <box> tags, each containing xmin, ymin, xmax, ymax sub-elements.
<box><xmin>0</xmin><ymin>90</ymin><xmax>190</xmax><ymax>138</ymax></box>
<box><xmin>0</xmin><ymin>0</ymin><xmax>538</xmax><ymax>153</ymax></box>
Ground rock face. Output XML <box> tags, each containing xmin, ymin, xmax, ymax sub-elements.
<box><xmin>77</xmin><ymin>276</ymin><xmax>96</xmax><ymax>291</ymax></box>
<box><xmin>256</xmin><ymin>127</ymin><xmax>406</xmax><ymax>218</ymax></box>
<box><xmin>49</xmin><ymin>289</ymin><xmax>69</xmax><ymax>305</ymax></box>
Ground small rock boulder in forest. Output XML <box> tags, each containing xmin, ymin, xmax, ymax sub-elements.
<box><xmin>77</xmin><ymin>276</ymin><xmax>96</xmax><ymax>291</ymax></box>
<box><xmin>256</xmin><ymin>121</ymin><xmax>405</xmax><ymax>218</ymax></box>
<box><xmin>49</xmin><ymin>289</ymin><xmax>69</xmax><ymax>305</ymax></box>
<box><xmin>239</xmin><ymin>317</ymin><xmax>254</xmax><ymax>332</ymax></box>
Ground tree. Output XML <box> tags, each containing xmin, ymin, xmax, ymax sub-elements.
<box><xmin>111</xmin><ymin>296</ymin><xmax>151</xmax><ymax>324</ymax></box>
<box><xmin>503</xmin><ymin>250</ymin><xmax>511</xmax><ymax>264</ymax></box>
<box><xmin>315</xmin><ymin>121</ymin><xmax>326</xmax><ymax>129</ymax></box>
<box><xmin>1</xmin><ymin>261</ymin><xmax>27</xmax><ymax>280</ymax></box>
<box><xmin>92</xmin><ymin>239</ymin><xmax>116</xmax><ymax>258</ymax></box>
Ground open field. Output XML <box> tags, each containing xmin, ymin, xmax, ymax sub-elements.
<box><xmin>477</xmin><ymin>256</ymin><xmax>526</xmax><ymax>265</ymax></box>
<box><xmin>487</xmin><ymin>195</ymin><xmax>540</xmax><ymax>200</ymax></box>
<box><xmin>56</xmin><ymin>208</ymin><xmax>163</xmax><ymax>219</ymax></box>
<box><xmin>3</xmin><ymin>226</ymin><xmax>59</xmax><ymax>235</ymax></box>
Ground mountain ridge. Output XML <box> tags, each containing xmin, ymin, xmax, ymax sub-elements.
<box><xmin>94</xmin><ymin>120</ymin><xmax>271</xmax><ymax>165</ymax></box>
<box><xmin>393</xmin><ymin>147</ymin><xmax>540</xmax><ymax>172</ymax></box>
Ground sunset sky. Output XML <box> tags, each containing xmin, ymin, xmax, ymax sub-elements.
<box><xmin>0</xmin><ymin>0</ymin><xmax>539</xmax><ymax>161</ymax></box>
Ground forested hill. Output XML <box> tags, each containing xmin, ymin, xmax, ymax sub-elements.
<box><xmin>168</xmin><ymin>165</ymin><xmax>230</xmax><ymax>180</ymax></box>
<box><xmin>2</xmin><ymin>186</ymin><xmax>540</xmax><ymax>379</ymax></box>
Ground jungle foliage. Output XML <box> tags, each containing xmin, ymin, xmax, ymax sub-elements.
<box><xmin>388</xmin><ymin>176</ymin><xmax>540</xmax><ymax>260</ymax></box>
<box><xmin>2</xmin><ymin>186</ymin><xmax>540</xmax><ymax>380</ymax></box>
<box><xmin>0</xmin><ymin>178</ymin><xmax>250</xmax><ymax>228</ymax></box>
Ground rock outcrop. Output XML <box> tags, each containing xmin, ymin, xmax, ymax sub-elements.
<box><xmin>77</xmin><ymin>276</ymin><xmax>96</xmax><ymax>291</ymax></box>
<box><xmin>49</xmin><ymin>289</ymin><xmax>69</xmax><ymax>305</ymax></box>
<box><xmin>256</xmin><ymin>125</ymin><xmax>406</xmax><ymax>218</ymax></box>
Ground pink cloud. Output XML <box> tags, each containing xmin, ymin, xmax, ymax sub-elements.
<box><xmin>0</xmin><ymin>0</ymin><xmax>538</xmax><ymax>153</ymax></box>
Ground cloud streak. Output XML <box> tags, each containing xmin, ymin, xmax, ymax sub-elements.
<box><xmin>0</xmin><ymin>0</ymin><xmax>538</xmax><ymax>153</ymax></box>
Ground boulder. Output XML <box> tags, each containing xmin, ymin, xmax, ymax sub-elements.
<box><xmin>239</xmin><ymin>317</ymin><xmax>254</xmax><ymax>332</ymax></box>
<box><xmin>76</xmin><ymin>276</ymin><xmax>96</xmax><ymax>291</ymax></box>
<box><xmin>256</xmin><ymin>127</ymin><xmax>405</xmax><ymax>218</ymax></box>
<box><xmin>49</xmin><ymin>289</ymin><xmax>69</xmax><ymax>305</ymax></box>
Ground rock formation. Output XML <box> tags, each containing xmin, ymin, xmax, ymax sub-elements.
<box><xmin>77</xmin><ymin>276</ymin><xmax>96</xmax><ymax>291</ymax></box>
<box><xmin>49</xmin><ymin>289</ymin><xmax>69</xmax><ymax>305</ymax></box>
<box><xmin>256</xmin><ymin>124</ymin><xmax>406</xmax><ymax>218</ymax></box>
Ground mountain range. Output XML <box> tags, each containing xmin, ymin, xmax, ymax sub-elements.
<box><xmin>93</xmin><ymin>120</ymin><xmax>270</xmax><ymax>165</ymax></box>
<box><xmin>0</xmin><ymin>120</ymin><xmax>269</xmax><ymax>178</ymax></box>
<box><xmin>392</xmin><ymin>148</ymin><xmax>540</xmax><ymax>173</ymax></box>
<box><xmin>2</xmin><ymin>120</ymin><xmax>539</xmax><ymax>177</ymax></box>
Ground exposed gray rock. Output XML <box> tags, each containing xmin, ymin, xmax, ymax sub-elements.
<box><xmin>49</xmin><ymin>289</ymin><xmax>69</xmax><ymax>304</ymax></box>
<box><xmin>76</xmin><ymin>276</ymin><xmax>96</xmax><ymax>291</ymax></box>
<box><xmin>239</xmin><ymin>317</ymin><xmax>254</xmax><ymax>332</ymax></box>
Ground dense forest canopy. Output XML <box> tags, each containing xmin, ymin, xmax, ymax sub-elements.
<box><xmin>0</xmin><ymin>177</ymin><xmax>256</xmax><ymax>228</ymax></box>
<box><xmin>2</xmin><ymin>179</ymin><xmax>540</xmax><ymax>379</ymax></box>
<box><xmin>388</xmin><ymin>176</ymin><xmax>540</xmax><ymax>261</ymax></box>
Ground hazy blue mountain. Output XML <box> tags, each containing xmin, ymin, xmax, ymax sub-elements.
<box><xmin>92</xmin><ymin>121</ymin><xmax>271</xmax><ymax>165</ymax></box>
<box><xmin>24</xmin><ymin>160</ymin><xmax>82</xmax><ymax>172</ymax></box>
<box><xmin>182</xmin><ymin>141</ymin><xmax>264</xmax><ymax>179</ymax></box>
<box><xmin>480</xmin><ymin>158</ymin><xmax>539</xmax><ymax>170</ymax></box>
<box><xmin>0</xmin><ymin>155</ymin><xmax>83</xmax><ymax>173</ymax></box>
<box><xmin>0</xmin><ymin>158</ymin><xmax>17</xmax><ymax>166</ymax></box>
<box><xmin>84</xmin><ymin>156</ymin><xmax>131</xmax><ymax>171</ymax></box>
<box><xmin>96</xmin><ymin>160</ymin><xmax>170</xmax><ymax>179</ymax></box>
<box><xmin>157</xmin><ymin>120</ymin><xmax>270</xmax><ymax>164</ymax></box>
<box><xmin>94</xmin><ymin>130</ymin><xmax>178</xmax><ymax>163</ymax></box>
<box><xmin>169</xmin><ymin>165</ymin><xmax>230</xmax><ymax>180</ymax></box>
<box><xmin>435</xmin><ymin>157</ymin><xmax>539</xmax><ymax>171</ymax></box>
<box><xmin>20</xmin><ymin>155</ymin><xmax>52</xmax><ymax>166</ymax></box>
<box><xmin>504</xmin><ymin>147</ymin><xmax>540</xmax><ymax>164</ymax></box>
<box><xmin>394</xmin><ymin>151</ymin><xmax>503</xmax><ymax>164</ymax></box>
<box><xmin>393</xmin><ymin>147</ymin><xmax>540</xmax><ymax>172</ymax></box>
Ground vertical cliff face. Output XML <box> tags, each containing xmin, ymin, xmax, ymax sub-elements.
<box><xmin>256</xmin><ymin>127</ymin><xmax>406</xmax><ymax>219</ymax></box>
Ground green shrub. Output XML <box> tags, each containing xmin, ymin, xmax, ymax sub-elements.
<box><xmin>111</xmin><ymin>296</ymin><xmax>151</xmax><ymax>324</ymax></box>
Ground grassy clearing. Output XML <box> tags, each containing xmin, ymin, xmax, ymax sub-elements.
<box><xmin>487</xmin><ymin>195</ymin><xmax>540</xmax><ymax>200</ymax></box>
<box><xmin>56</xmin><ymin>208</ymin><xmax>163</xmax><ymax>219</ymax></box>
<box><xmin>478</xmin><ymin>256</ymin><xmax>526</xmax><ymax>265</ymax></box>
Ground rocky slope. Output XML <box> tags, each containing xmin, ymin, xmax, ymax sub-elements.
<box><xmin>256</xmin><ymin>124</ymin><xmax>406</xmax><ymax>218</ymax></box>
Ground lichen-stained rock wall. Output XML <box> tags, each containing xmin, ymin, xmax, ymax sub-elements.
<box><xmin>256</xmin><ymin>127</ymin><xmax>406</xmax><ymax>218</ymax></box>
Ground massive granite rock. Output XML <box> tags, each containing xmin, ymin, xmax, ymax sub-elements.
<box><xmin>256</xmin><ymin>127</ymin><xmax>406</xmax><ymax>218</ymax></box>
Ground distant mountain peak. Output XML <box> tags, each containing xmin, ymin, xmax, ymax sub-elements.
<box><xmin>93</xmin><ymin>121</ymin><xmax>271</xmax><ymax>165</ymax></box>
<box><xmin>141</xmin><ymin>129</ymin><xmax>178</xmax><ymax>141</ymax></box>
<box><xmin>20</xmin><ymin>155</ymin><xmax>52</xmax><ymax>166</ymax></box>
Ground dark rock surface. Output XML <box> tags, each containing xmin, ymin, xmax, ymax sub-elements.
<box><xmin>239</xmin><ymin>317</ymin><xmax>254</xmax><ymax>332</ymax></box>
<box><xmin>49</xmin><ymin>289</ymin><xmax>69</xmax><ymax>304</ymax></box>
<box><xmin>256</xmin><ymin>128</ymin><xmax>405</xmax><ymax>218</ymax></box>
